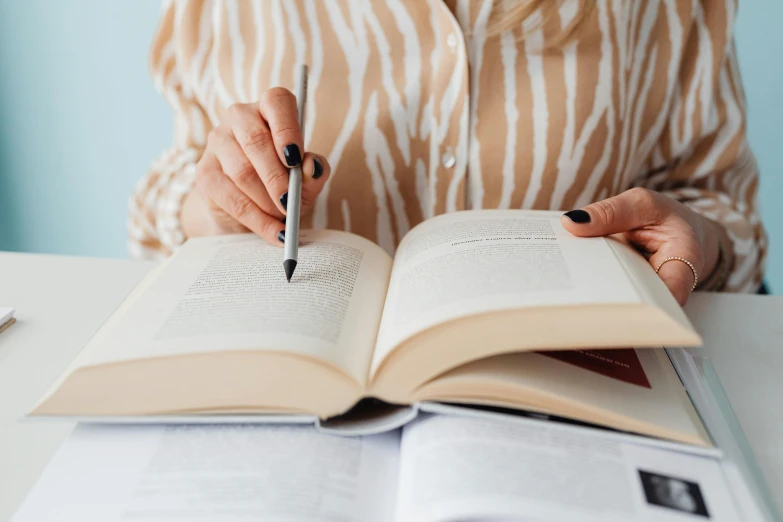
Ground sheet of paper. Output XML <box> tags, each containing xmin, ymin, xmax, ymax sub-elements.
<box><xmin>373</xmin><ymin>210</ymin><xmax>642</xmax><ymax>371</ymax></box>
<box><xmin>0</xmin><ymin>306</ymin><xmax>14</xmax><ymax>326</ymax></box>
<box><xmin>78</xmin><ymin>231</ymin><xmax>392</xmax><ymax>385</ymax></box>
<box><xmin>12</xmin><ymin>424</ymin><xmax>400</xmax><ymax>522</ymax></box>
<box><xmin>395</xmin><ymin>415</ymin><xmax>745</xmax><ymax>522</ymax></box>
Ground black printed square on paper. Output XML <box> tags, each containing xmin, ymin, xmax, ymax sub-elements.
<box><xmin>638</xmin><ymin>469</ymin><xmax>710</xmax><ymax>518</ymax></box>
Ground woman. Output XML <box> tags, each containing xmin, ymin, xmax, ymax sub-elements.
<box><xmin>129</xmin><ymin>0</ymin><xmax>766</xmax><ymax>304</ymax></box>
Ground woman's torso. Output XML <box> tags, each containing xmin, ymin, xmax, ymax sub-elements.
<box><xmin>158</xmin><ymin>0</ymin><xmax>731</xmax><ymax>253</ymax></box>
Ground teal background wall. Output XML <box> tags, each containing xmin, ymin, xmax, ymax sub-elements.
<box><xmin>735</xmin><ymin>0</ymin><xmax>783</xmax><ymax>293</ymax></box>
<box><xmin>0</xmin><ymin>1</ymin><xmax>780</xmax><ymax>292</ymax></box>
<box><xmin>0</xmin><ymin>0</ymin><xmax>170</xmax><ymax>257</ymax></box>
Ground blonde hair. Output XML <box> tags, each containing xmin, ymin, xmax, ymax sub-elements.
<box><xmin>489</xmin><ymin>0</ymin><xmax>593</xmax><ymax>47</ymax></box>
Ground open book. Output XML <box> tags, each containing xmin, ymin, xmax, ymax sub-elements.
<box><xmin>13</xmin><ymin>417</ymin><xmax>745</xmax><ymax>522</ymax></box>
<box><xmin>32</xmin><ymin>210</ymin><xmax>706</xmax><ymax>445</ymax></box>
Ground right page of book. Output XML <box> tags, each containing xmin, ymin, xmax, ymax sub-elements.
<box><xmin>393</xmin><ymin>415</ymin><xmax>743</xmax><ymax>522</ymax></box>
<box><xmin>371</xmin><ymin>210</ymin><xmax>642</xmax><ymax>372</ymax></box>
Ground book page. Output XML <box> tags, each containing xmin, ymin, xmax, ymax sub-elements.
<box><xmin>79</xmin><ymin>230</ymin><xmax>392</xmax><ymax>385</ymax></box>
<box><xmin>415</xmin><ymin>348</ymin><xmax>708</xmax><ymax>445</ymax></box>
<box><xmin>12</xmin><ymin>424</ymin><xmax>400</xmax><ymax>522</ymax></box>
<box><xmin>394</xmin><ymin>415</ymin><xmax>743</xmax><ymax>522</ymax></box>
<box><xmin>372</xmin><ymin>210</ymin><xmax>641</xmax><ymax>372</ymax></box>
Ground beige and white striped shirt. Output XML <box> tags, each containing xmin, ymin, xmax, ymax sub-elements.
<box><xmin>129</xmin><ymin>0</ymin><xmax>766</xmax><ymax>292</ymax></box>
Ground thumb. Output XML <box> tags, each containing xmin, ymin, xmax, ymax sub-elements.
<box><xmin>561</xmin><ymin>188</ymin><xmax>662</xmax><ymax>237</ymax></box>
<box><xmin>300</xmin><ymin>152</ymin><xmax>331</xmax><ymax>211</ymax></box>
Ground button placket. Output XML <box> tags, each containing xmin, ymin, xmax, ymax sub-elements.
<box><xmin>431</xmin><ymin>1</ymin><xmax>470</xmax><ymax>212</ymax></box>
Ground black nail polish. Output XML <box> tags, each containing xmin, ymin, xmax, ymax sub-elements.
<box><xmin>277</xmin><ymin>230</ymin><xmax>285</xmax><ymax>243</ymax></box>
<box><xmin>280</xmin><ymin>192</ymin><xmax>288</xmax><ymax>211</ymax></box>
<box><xmin>564</xmin><ymin>209</ymin><xmax>591</xmax><ymax>223</ymax></box>
<box><xmin>313</xmin><ymin>158</ymin><xmax>324</xmax><ymax>180</ymax></box>
<box><xmin>284</xmin><ymin>144</ymin><xmax>301</xmax><ymax>167</ymax></box>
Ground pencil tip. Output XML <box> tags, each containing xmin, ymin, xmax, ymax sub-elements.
<box><xmin>283</xmin><ymin>259</ymin><xmax>297</xmax><ymax>283</ymax></box>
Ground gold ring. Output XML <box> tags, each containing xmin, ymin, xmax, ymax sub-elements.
<box><xmin>655</xmin><ymin>256</ymin><xmax>698</xmax><ymax>292</ymax></box>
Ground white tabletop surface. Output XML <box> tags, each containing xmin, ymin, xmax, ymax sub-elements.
<box><xmin>684</xmin><ymin>292</ymin><xmax>783</xmax><ymax>514</ymax></box>
<box><xmin>0</xmin><ymin>253</ymin><xmax>154</xmax><ymax>522</ymax></box>
<box><xmin>0</xmin><ymin>252</ymin><xmax>781</xmax><ymax>521</ymax></box>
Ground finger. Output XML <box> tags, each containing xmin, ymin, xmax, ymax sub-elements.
<box><xmin>258</xmin><ymin>87</ymin><xmax>304</xmax><ymax>168</ymax></box>
<box><xmin>197</xmin><ymin>154</ymin><xmax>286</xmax><ymax>246</ymax></box>
<box><xmin>300</xmin><ymin>153</ymin><xmax>331</xmax><ymax>210</ymax></box>
<box><xmin>649</xmin><ymin>253</ymin><xmax>697</xmax><ymax>306</ymax></box>
<box><xmin>561</xmin><ymin>188</ymin><xmax>666</xmax><ymax>238</ymax></box>
<box><xmin>225</xmin><ymin>103</ymin><xmax>290</xmax><ymax>214</ymax></box>
<box><xmin>208</xmin><ymin>126</ymin><xmax>283</xmax><ymax>219</ymax></box>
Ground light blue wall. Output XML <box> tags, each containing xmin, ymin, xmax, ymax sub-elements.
<box><xmin>735</xmin><ymin>0</ymin><xmax>783</xmax><ymax>293</ymax></box>
<box><xmin>0</xmin><ymin>0</ymin><xmax>171</xmax><ymax>257</ymax></box>
<box><xmin>0</xmin><ymin>1</ymin><xmax>780</xmax><ymax>292</ymax></box>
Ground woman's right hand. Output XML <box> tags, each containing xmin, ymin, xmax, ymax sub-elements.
<box><xmin>182</xmin><ymin>87</ymin><xmax>331</xmax><ymax>245</ymax></box>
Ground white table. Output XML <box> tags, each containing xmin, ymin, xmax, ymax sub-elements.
<box><xmin>0</xmin><ymin>252</ymin><xmax>781</xmax><ymax>521</ymax></box>
<box><xmin>684</xmin><ymin>292</ymin><xmax>783</xmax><ymax>514</ymax></box>
<box><xmin>0</xmin><ymin>253</ymin><xmax>154</xmax><ymax>522</ymax></box>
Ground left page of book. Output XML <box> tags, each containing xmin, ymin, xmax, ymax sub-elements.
<box><xmin>11</xmin><ymin>424</ymin><xmax>401</xmax><ymax>522</ymax></box>
<box><xmin>83</xmin><ymin>231</ymin><xmax>391</xmax><ymax>382</ymax></box>
<box><xmin>33</xmin><ymin>230</ymin><xmax>392</xmax><ymax>417</ymax></box>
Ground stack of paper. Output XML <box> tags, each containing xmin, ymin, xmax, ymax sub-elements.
<box><xmin>0</xmin><ymin>307</ymin><xmax>14</xmax><ymax>334</ymax></box>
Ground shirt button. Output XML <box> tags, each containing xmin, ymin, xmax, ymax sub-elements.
<box><xmin>447</xmin><ymin>33</ymin><xmax>458</xmax><ymax>50</ymax></box>
<box><xmin>441</xmin><ymin>148</ymin><xmax>456</xmax><ymax>168</ymax></box>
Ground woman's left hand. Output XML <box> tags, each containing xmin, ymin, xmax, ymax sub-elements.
<box><xmin>561</xmin><ymin>187</ymin><xmax>723</xmax><ymax>305</ymax></box>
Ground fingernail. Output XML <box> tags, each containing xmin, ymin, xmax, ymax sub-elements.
<box><xmin>277</xmin><ymin>230</ymin><xmax>285</xmax><ymax>243</ymax></box>
<box><xmin>564</xmin><ymin>209</ymin><xmax>591</xmax><ymax>223</ymax></box>
<box><xmin>281</xmin><ymin>216</ymin><xmax>286</xmax><ymax>225</ymax></box>
<box><xmin>280</xmin><ymin>192</ymin><xmax>288</xmax><ymax>211</ymax></box>
<box><xmin>313</xmin><ymin>158</ymin><xmax>324</xmax><ymax>180</ymax></box>
<box><xmin>284</xmin><ymin>144</ymin><xmax>301</xmax><ymax>167</ymax></box>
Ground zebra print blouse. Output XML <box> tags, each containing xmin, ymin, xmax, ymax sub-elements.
<box><xmin>129</xmin><ymin>0</ymin><xmax>766</xmax><ymax>292</ymax></box>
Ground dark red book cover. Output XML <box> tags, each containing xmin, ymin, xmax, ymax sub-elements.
<box><xmin>538</xmin><ymin>349</ymin><xmax>651</xmax><ymax>388</ymax></box>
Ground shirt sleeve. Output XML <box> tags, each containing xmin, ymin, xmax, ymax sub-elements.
<box><xmin>642</xmin><ymin>24</ymin><xmax>766</xmax><ymax>293</ymax></box>
<box><xmin>127</xmin><ymin>1</ymin><xmax>212</xmax><ymax>260</ymax></box>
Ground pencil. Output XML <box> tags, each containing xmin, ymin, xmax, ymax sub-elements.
<box><xmin>283</xmin><ymin>64</ymin><xmax>308</xmax><ymax>283</ymax></box>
